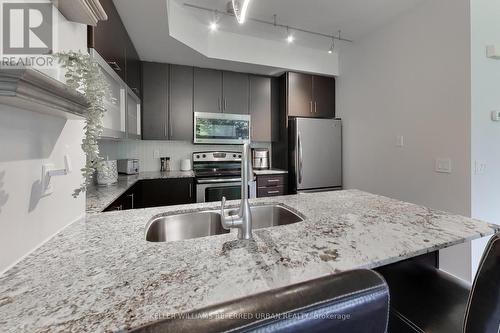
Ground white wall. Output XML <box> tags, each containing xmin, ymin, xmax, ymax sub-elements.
<box><xmin>469</xmin><ymin>0</ymin><xmax>500</xmax><ymax>274</ymax></box>
<box><xmin>338</xmin><ymin>0</ymin><xmax>474</xmax><ymax>280</ymax></box>
<box><xmin>99</xmin><ymin>140</ymin><xmax>272</xmax><ymax>172</ymax></box>
<box><xmin>0</xmin><ymin>9</ymin><xmax>87</xmax><ymax>274</ymax></box>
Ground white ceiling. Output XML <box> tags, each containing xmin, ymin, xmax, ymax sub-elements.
<box><xmin>113</xmin><ymin>0</ymin><xmax>425</xmax><ymax>75</ymax></box>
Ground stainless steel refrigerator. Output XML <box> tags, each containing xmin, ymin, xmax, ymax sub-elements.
<box><xmin>289</xmin><ymin>118</ymin><xmax>342</xmax><ymax>192</ymax></box>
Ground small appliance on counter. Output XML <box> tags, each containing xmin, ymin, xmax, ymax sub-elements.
<box><xmin>160</xmin><ymin>157</ymin><xmax>170</xmax><ymax>172</ymax></box>
<box><xmin>97</xmin><ymin>160</ymin><xmax>118</xmax><ymax>186</ymax></box>
<box><xmin>180</xmin><ymin>159</ymin><xmax>192</xmax><ymax>171</ymax></box>
<box><xmin>252</xmin><ymin>148</ymin><xmax>269</xmax><ymax>170</ymax></box>
<box><xmin>117</xmin><ymin>159</ymin><xmax>139</xmax><ymax>175</ymax></box>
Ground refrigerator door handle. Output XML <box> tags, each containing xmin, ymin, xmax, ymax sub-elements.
<box><xmin>298</xmin><ymin>131</ymin><xmax>303</xmax><ymax>184</ymax></box>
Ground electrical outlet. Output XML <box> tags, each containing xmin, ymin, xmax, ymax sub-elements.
<box><xmin>153</xmin><ymin>150</ymin><xmax>160</xmax><ymax>159</ymax></box>
<box><xmin>396</xmin><ymin>135</ymin><xmax>404</xmax><ymax>147</ymax></box>
<box><xmin>435</xmin><ymin>158</ymin><xmax>452</xmax><ymax>174</ymax></box>
<box><xmin>474</xmin><ymin>160</ymin><xmax>487</xmax><ymax>175</ymax></box>
<box><xmin>491</xmin><ymin>111</ymin><xmax>500</xmax><ymax>121</ymax></box>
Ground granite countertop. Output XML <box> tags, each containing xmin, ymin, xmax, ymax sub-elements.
<box><xmin>86</xmin><ymin>170</ymin><xmax>287</xmax><ymax>213</ymax></box>
<box><xmin>253</xmin><ymin>169</ymin><xmax>288</xmax><ymax>175</ymax></box>
<box><xmin>0</xmin><ymin>190</ymin><xmax>496</xmax><ymax>333</ymax></box>
<box><xmin>86</xmin><ymin>171</ymin><xmax>195</xmax><ymax>213</ymax></box>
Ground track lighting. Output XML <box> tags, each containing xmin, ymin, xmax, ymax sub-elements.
<box><xmin>286</xmin><ymin>27</ymin><xmax>294</xmax><ymax>43</ymax></box>
<box><xmin>328</xmin><ymin>37</ymin><xmax>334</xmax><ymax>54</ymax></box>
<box><xmin>209</xmin><ymin>10</ymin><xmax>219</xmax><ymax>32</ymax></box>
<box><xmin>328</xmin><ymin>30</ymin><xmax>341</xmax><ymax>54</ymax></box>
<box><xmin>231</xmin><ymin>0</ymin><xmax>251</xmax><ymax>24</ymax></box>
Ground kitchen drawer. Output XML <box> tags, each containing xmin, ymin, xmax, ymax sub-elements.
<box><xmin>257</xmin><ymin>186</ymin><xmax>286</xmax><ymax>198</ymax></box>
<box><xmin>257</xmin><ymin>174</ymin><xmax>286</xmax><ymax>187</ymax></box>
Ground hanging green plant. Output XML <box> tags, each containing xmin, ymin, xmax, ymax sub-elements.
<box><xmin>55</xmin><ymin>51</ymin><xmax>110</xmax><ymax>197</ymax></box>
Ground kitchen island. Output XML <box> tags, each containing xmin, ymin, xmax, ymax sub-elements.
<box><xmin>0</xmin><ymin>190</ymin><xmax>496</xmax><ymax>332</ymax></box>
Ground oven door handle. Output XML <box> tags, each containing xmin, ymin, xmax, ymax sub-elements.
<box><xmin>196</xmin><ymin>178</ymin><xmax>242</xmax><ymax>184</ymax></box>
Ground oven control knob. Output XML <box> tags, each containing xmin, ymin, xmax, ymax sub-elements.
<box><xmin>202</xmin><ymin>154</ymin><xmax>206</xmax><ymax>158</ymax></box>
<box><xmin>233</xmin><ymin>154</ymin><xmax>237</xmax><ymax>158</ymax></box>
<box><xmin>238</xmin><ymin>154</ymin><xmax>242</xmax><ymax>158</ymax></box>
<box><xmin>196</xmin><ymin>155</ymin><xmax>200</xmax><ymax>159</ymax></box>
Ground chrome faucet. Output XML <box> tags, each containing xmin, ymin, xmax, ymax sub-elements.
<box><xmin>221</xmin><ymin>142</ymin><xmax>253</xmax><ymax>240</ymax></box>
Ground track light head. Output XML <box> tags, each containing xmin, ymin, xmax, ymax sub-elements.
<box><xmin>286</xmin><ymin>27</ymin><xmax>294</xmax><ymax>43</ymax></box>
<box><xmin>209</xmin><ymin>10</ymin><xmax>219</xmax><ymax>32</ymax></box>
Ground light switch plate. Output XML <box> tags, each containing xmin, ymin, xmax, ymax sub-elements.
<box><xmin>474</xmin><ymin>160</ymin><xmax>487</xmax><ymax>175</ymax></box>
<box><xmin>435</xmin><ymin>158</ymin><xmax>452</xmax><ymax>174</ymax></box>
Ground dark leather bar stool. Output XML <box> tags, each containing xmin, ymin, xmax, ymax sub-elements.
<box><xmin>377</xmin><ymin>232</ymin><xmax>500</xmax><ymax>333</ymax></box>
<box><xmin>127</xmin><ymin>269</ymin><xmax>390</xmax><ymax>333</ymax></box>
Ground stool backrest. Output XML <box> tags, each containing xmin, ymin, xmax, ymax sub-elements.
<box><xmin>128</xmin><ymin>269</ymin><xmax>390</xmax><ymax>333</ymax></box>
<box><xmin>463</xmin><ymin>232</ymin><xmax>500</xmax><ymax>333</ymax></box>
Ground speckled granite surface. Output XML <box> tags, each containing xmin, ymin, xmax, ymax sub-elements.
<box><xmin>0</xmin><ymin>190</ymin><xmax>496</xmax><ymax>333</ymax></box>
<box><xmin>86</xmin><ymin>171</ymin><xmax>195</xmax><ymax>213</ymax></box>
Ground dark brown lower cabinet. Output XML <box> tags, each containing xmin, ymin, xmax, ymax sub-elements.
<box><xmin>139</xmin><ymin>178</ymin><xmax>195</xmax><ymax>208</ymax></box>
<box><xmin>104</xmin><ymin>178</ymin><xmax>195</xmax><ymax>212</ymax></box>
<box><xmin>256</xmin><ymin>174</ymin><xmax>288</xmax><ymax>198</ymax></box>
<box><xmin>104</xmin><ymin>183</ymin><xmax>139</xmax><ymax>211</ymax></box>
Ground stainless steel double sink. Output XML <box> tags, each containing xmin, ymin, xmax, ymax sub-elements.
<box><xmin>145</xmin><ymin>205</ymin><xmax>304</xmax><ymax>242</ymax></box>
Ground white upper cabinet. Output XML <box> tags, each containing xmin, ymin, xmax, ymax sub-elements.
<box><xmin>90</xmin><ymin>49</ymin><xmax>140</xmax><ymax>140</ymax></box>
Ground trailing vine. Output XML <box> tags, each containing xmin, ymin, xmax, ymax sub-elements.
<box><xmin>55</xmin><ymin>51</ymin><xmax>110</xmax><ymax>197</ymax></box>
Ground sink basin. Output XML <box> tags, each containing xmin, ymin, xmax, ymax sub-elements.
<box><xmin>145</xmin><ymin>211</ymin><xmax>229</xmax><ymax>242</ymax></box>
<box><xmin>228</xmin><ymin>205</ymin><xmax>304</xmax><ymax>229</ymax></box>
<box><xmin>145</xmin><ymin>205</ymin><xmax>304</xmax><ymax>242</ymax></box>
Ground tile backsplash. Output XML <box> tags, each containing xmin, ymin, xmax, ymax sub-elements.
<box><xmin>99</xmin><ymin>140</ymin><xmax>272</xmax><ymax>172</ymax></box>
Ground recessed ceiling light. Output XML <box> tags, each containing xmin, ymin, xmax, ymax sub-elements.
<box><xmin>209</xmin><ymin>21</ymin><xmax>218</xmax><ymax>31</ymax></box>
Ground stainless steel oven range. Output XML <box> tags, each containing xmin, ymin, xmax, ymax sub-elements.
<box><xmin>193</xmin><ymin>151</ymin><xmax>256</xmax><ymax>203</ymax></box>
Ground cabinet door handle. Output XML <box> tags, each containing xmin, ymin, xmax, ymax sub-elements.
<box><xmin>169</xmin><ymin>118</ymin><xmax>173</xmax><ymax>139</ymax></box>
<box><xmin>189</xmin><ymin>183</ymin><xmax>193</xmax><ymax>198</ymax></box>
<box><xmin>310</xmin><ymin>101</ymin><xmax>313</xmax><ymax>113</ymax></box>
<box><xmin>224</xmin><ymin>98</ymin><xmax>227</xmax><ymax>111</ymax></box>
<box><xmin>315</xmin><ymin>102</ymin><xmax>317</xmax><ymax>113</ymax></box>
<box><xmin>267</xmin><ymin>179</ymin><xmax>280</xmax><ymax>183</ymax></box>
<box><xmin>268</xmin><ymin>190</ymin><xmax>280</xmax><ymax>194</ymax></box>
<box><xmin>107</xmin><ymin>61</ymin><xmax>121</xmax><ymax>71</ymax></box>
<box><xmin>218</xmin><ymin>98</ymin><xmax>221</xmax><ymax>111</ymax></box>
<box><xmin>127</xmin><ymin>193</ymin><xmax>135</xmax><ymax>209</ymax></box>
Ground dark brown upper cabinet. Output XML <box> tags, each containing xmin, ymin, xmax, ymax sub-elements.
<box><xmin>250</xmin><ymin>75</ymin><xmax>278</xmax><ymax>142</ymax></box>
<box><xmin>169</xmin><ymin>65</ymin><xmax>194</xmax><ymax>141</ymax></box>
<box><xmin>222</xmin><ymin>71</ymin><xmax>249</xmax><ymax>114</ymax></box>
<box><xmin>194</xmin><ymin>68</ymin><xmax>223</xmax><ymax>113</ymax></box>
<box><xmin>286</xmin><ymin>72</ymin><xmax>335</xmax><ymax>118</ymax></box>
<box><xmin>194</xmin><ymin>68</ymin><xmax>249</xmax><ymax>114</ymax></box>
<box><xmin>312</xmin><ymin>75</ymin><xmax>335</xmax><ymax>118</ymax></box>
<box><xmin>142</xmin><ymin>62</ymin><xmax>168</xmax><ymax>140</ymax></box>
<box><xmin>88</xmin><ymin>0</ymin><xmax>141</xmax><ymax>95</ymax></box>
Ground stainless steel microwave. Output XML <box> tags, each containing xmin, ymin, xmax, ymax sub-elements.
<box><xmin>194</xmin><ymin>112</ymin><xmax>251</xmax><ymax>144</ymax></box>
